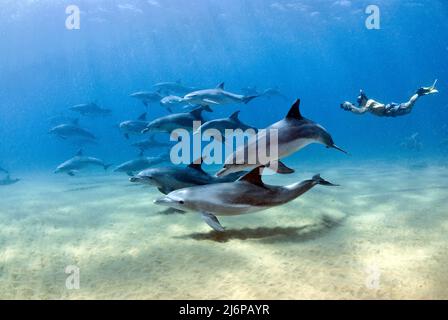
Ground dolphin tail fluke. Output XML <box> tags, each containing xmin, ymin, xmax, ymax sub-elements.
<box><xmin>243</xmin><ymin>95</ymin><xmax>259</xmax><ymax>104</ymax></box>
<box><xmin>312</xmin><ymin>174</ymin><xmax>339</xmax><ymax>187</ymax></box>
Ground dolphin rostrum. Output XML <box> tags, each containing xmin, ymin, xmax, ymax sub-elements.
<box><xmin>54</xmin><ymin>150</ymin><xmax>111</xmax><ymax>176</ymax></box>
<box><xmin>154</xmin><ymin>167</ymin><xmax>338</xmax><ymax>232</ymax></box>
<box><xmin>183</xmin><ymin>83</ymin><xmax>259</xmax><ymax>106</ymax></box>
<box><xmin>216</xmin><ymin>99</ymin><xmax>347</xmax><ymax>177</ymax></box>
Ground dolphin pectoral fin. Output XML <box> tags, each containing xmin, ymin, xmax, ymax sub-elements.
<box><xmin>201</xmin><ymin>212</ymin><xmax>225</xmax><ymax>232</ymax></box>
<box><xmin>267</xmin><ymin>161</ymin><xmax>295</xmax><ymax>174</ymax></box>
<box><xmin>126</xmin><ymin>172</ymin><xmax>134</xmax><ymax>177</ymax></box>
<box><xmin>67</xmin><ymin>171</ymin><xmax>76</xmax><ymax>177</ymax></box>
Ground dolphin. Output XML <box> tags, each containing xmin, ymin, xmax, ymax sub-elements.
<box><xmin>119</xmin><ymin>112</ymin><xmax>149</xmax><ymax>140</ymax></box>
<box><xmin>49</xmin><ymin>121</ymin><xmax>96</xmax><ymax>140</ymax></box>
<box><xmin>54</xmin><ymin>150</ymin><xmax>111</xmax><ymax>176</ymax></box>
<box><xmin>400</xmin><ymin>133</ymin><xmax>422</xmax><ymax>151</ymax></box>
<box><xmin>69</xmin><ymin>103</ymin><xmax>111</xmax><ymax>117</ymax></box>
<box><xmin>216</xmin><ymin>99</ymin><xmax>347</xmax><ymax>177</ymax></box>
<box><xmin>0</xmin><ymin>167</ymin><xmax>8</xmax><ymax>174</ymax></box>
<box><xmin>113</xmin><ymin>152</ymin><xmax>170</xmax><ymax>176</ymax></box>
<box><xmin>194</xmin><ymin>111</ymin><xmax>257</xmax><ymax>142</ymax></box>
<box><xmin>153</xmin><ymin>81</ymin><xmax>197</xmax><ymax>96</ymax></box>
<box><xmin>183</xmin><ymin>83</ymin><xmax>259</xmax><ymax>106</ymax></box>
<box><xmin>241</xmin><ymin>86</ymin><xmax>262</xmax><ymax>97</ymax></box>
<box><xmin>130</xmin><ymin>159</ymin><xmax>246</xmax><ymax>194</ymax></box>
<box><xmin>160</xmin><ymin>95</ymin><xmax>187</xmax><ymax>112</ymax></box>
<box><xmin>0</xmin><ymin>175</ymin><xmax>20</xmax><ymax>186</ymax></box>
<box><xmin>130</xmin><ymin>91</ymin><xmax>163</xmax><ymax>107</ymax></box>
<box><xmin>262</xmin><ymin>87</ymin><xmax>288</xmax><ymax>101</ymax></box>
<box><xmin>154</xmin><ymin>167</ymin><xmax>338</xmax><ymax>232</ymax></box>
<box><xmin>131</xmin><ymin>135</ymin><xmax>174</xmax><ymax>152</ymax></box>
<box><xmin>142</xmin><ymin>105</ymin><xmax>213</xmax><ymax>134</ymax></box>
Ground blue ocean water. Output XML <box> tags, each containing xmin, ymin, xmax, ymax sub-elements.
<box><xmin>0</xmin><ymin>0</ymin><xmax>447</xmax><ymax>172</ymax></box>
<box><xmin>1</xmin><ymin>0</ymin><xmax>448</xmax><ymax>300</ymax></box>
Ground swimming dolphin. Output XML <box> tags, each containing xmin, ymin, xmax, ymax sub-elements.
<box><xmin>153</xmin><ymin>81</ymin><xmax>197</xmax><ymax>96</ymax></box>
<box><xmin>142</xmin><ymin>105</ymin><xmax>213</xmax><ymax>134</ymax></box>
<box><xmin>154</xmin><ymin>167</ymin><xmax>338</xmax><ymax>232</ymax></box>
<box><xmin>0</xmin><ymin>175</ymin><xmax>20</xmax><ymax>186</ymax></box>
<box><xmin>400</xmin><ymin>133</ymin><xmax>422</xmax><ymax>151</ymax></box>
<box><xmin>216</xmin><ymin>99</ymin><xmax>347</xmax><ymax>177</ymax></box>
<box><xmin>49</xmin><ymin>121</ymin><xmax>96</xmax><ymax>140</ymax></box>
<box><xmin>130</xmin><ymin>91</ymin><xmax>163</xmax><ymax>107</ymax></box>
<box><xmin>119</xmin><ymin>112</ymin><xmax>149</xmax><ymax>140</ymax></box>
<box><xmin>130</xmin><ymin>159</ymin><xmax>245</xmax><ymax>194</ymax></box>
<box><xmin>54</xmin><ymin>150</ymin><xmax>111</xmax><ymax>176</ymax></box>
<box><xmin>69</xmin><ymin>103</ymin><xmax>111</xmax><ymax>117</ymax></box>
<box><xmin>160</xmin><ymin>95</ymin><xmax>187</xmax><ymax>112</ymax></box>
<box><xmin>194</xmin><ymin>111</ymin><xmax>257</xmax><ymax>142</ymax></box>
<box><xmin>113</xmin><ymin>152</ymin><xmax>170</xmax><ymax>176</ymax></box>
<box><xmin>131</xmin><ymin>135</ymin><xmax>174</xmax><ymax>152</ymax></box>
<box><xmin>241</xmin><ymin>86</ymin><xmax>262</xmax><ymax>97</ymax></box>
<box><xmin>262</xmin><ymin>87</ymin><xmax>288</xmax><ymax>101</ymax></box>
<box><xmin>183</xmin><ymin>83</ymin><xmax>259</xmax><ymax>106</ymax></box>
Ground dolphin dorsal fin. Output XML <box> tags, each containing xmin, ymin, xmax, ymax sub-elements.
<box><xmin>229</xmin><ymin>111</ymin><xmax>240</xmax><ymax>121</ymax></box>
<box><xmin>237</xmin><ymin>167</ymin><xmax>265</xmax><ymax>187</ymax></box>
<box><xmin>138</xmin><ymin>112</ymin><xmax>147</xmax><ymax>121</ymax></box>
<box><xmin>216</xmin><ymin>82</ymin><xmax>225</xmax><ymax>90</ymax></box>
<box><xmin>286</xmin><ymin>99</ymin><xmax>303</xmax><ymax>120</ymax></box>
<box><xmin>188</xmin><ymin>157</ymin><xmax>206</xmax><ymax>173</ymax></box>
<box><xmin>76</xmin><ymin>149</ymin><xmax>83</xmax><ymax>157</ymax></box>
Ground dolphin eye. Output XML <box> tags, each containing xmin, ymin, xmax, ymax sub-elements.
<box><xmin>179</xmin><ymin>200</ymin><xmax>185</xmax><ymax>205</ymax></box>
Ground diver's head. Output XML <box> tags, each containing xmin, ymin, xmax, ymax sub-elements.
<box><xmin>357</xmin><ymin>90</ymin><xmax>368</xmax><ymax>106</ymax></box>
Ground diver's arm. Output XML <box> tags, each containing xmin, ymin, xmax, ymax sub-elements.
<box><xmin>340</xmin><ymin>102</ymin><xmax>369</xmax><ymax>115</ymax></box>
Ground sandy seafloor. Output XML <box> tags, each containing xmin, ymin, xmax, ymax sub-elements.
<box><xmin>1</xmin><ymin>159</ymin><xmax>447</xmax><ymax>300</ymax></box>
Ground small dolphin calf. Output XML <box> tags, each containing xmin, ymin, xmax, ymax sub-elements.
<box><xmin>0</xmin><ymin>175</ymin><xmax>20</xmax><ymax>186</ymax></box>
<box><xmin>130</xmin><ymin>159</ymin><xmax>245</xmax><ymax>194</ymax></box>
<box><xmin>54</xmin><ymin>150</ymin><xmax>111</xmax><ymax>176</ymax></box>
<box><xmin>69</xmin><ymin>103</ymin><xmax>111</xmax><ymax>117</ymax></box>
<box><xmin>183</xmin><ymin>83</ymin><xmax>259</xmax><ymax>106</ymax></box>
<box><xmin>131</xmin><ymin>135</ymin><xmax>173</xmax><ymax>152</ymax></box>
<box><xmin>154</xmin><ymin>81</ymin><xmax>197</xmax><ymax>96</ymax></box>
<box><xmin>130</xmin><ymin>91</ymin><xmax>163</xmax><ymax>107</ymax></box>
<box><xmin>262</xmin><ymin>87</ymin><xmax>288</xmax><ymax>101</ymax></box>
<box><xmin>119</xmin><ymin>113</ymin><xmax>149</xmax><ymax>139</ymax></box>
<box><xmin>155</xmin><ymin>167</ymin><xmax>338</xmax><ymax>231</ymax></box>
<box><xmin>114</xmin><ymin>152</ymin><xmax>170</xmax><ymax>176</ymax></box>
<box><xmin>216</xmin><ymin>99</ymin><xmax>347</xmax><ymax>177</ymax></box>
<box><xmin>49</xmin><ymin>121</ymin><xmax>96</xmax><ymax>140</ymax></box>
<box><xmin>142</xmin><ymin>105</ymin><xmax>213</xmax><ymax>134</ymax></box>
<box><xmin>194</xmin><ymin>111</ymin><xmax>257</xmax><ymax>142</ymax></box>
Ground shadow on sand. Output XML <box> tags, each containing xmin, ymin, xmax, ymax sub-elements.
<box><xmin>179</xmin><ymin>215</ymin><xmax>344</xmax><ymax>243</ymax></box>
